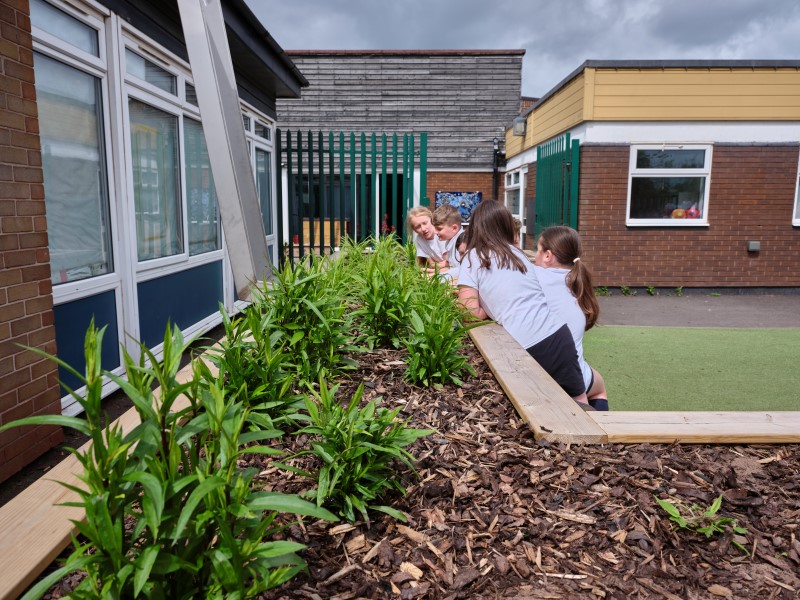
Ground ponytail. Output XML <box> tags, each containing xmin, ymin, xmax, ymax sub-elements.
<box><xmin>566</xmin><ymin>260</ymin><xmax>599</xmax><ymax>330</ymax></box>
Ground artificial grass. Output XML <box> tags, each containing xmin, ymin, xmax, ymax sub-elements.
<box><xmin>582</xmin><ymin>326</ymin><xmax>800</xmax><ymax>412</ymax></box>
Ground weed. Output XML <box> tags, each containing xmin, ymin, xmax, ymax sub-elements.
<box><xmin>595</xmin><ymin>286</ymin><xmax>611</xmax><ymax>297</ymax></box>
<box><xmin>647</xmin><ymin>286</ymin><xmax>656</xmax><ymax>296</ymax></box>
<box><xmin>620</xmin><ymin>285</ymin><xmax>637</xmax><ymax>297</ymax></box>
<box><xmin>656</xmin><ymin>494</ymin><xmax>748</xmax><ymax>554</ymax></box>
<box><xmin>674</xmin><ymin>286</ymin><xmax>684</xmax><ymax>297</ymax></box>
<box><xmin>711</xmin><ymin>292</ymin><xmax>721</xmax><ymax>297</ymax></box>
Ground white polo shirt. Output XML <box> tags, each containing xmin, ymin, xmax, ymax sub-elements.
<box><xmin>414</xmin><ymin>233</ymin><xmax>445</xmax><ymax>262</ymax></box>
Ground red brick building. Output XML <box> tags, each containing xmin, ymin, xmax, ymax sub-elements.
<box><xmin>504</xmin><ymin>60</ymin><xmax>800</xmax><ymax>290</ymax></box>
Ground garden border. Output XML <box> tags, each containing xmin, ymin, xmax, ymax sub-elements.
<box><xmin>469</xmin><ymin>322</ymin><xmax>800</xmax><ymax>444</ymax></box>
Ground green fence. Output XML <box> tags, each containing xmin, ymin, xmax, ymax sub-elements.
<box><xmin>533</xmin><ymin>133</ymin><xmax>580</xmax><ymax>238</ymax></box>
<box><xmin>276</xmin><ymin>130</ymin><xmax>427</xmax><ymax>263</ymax></box>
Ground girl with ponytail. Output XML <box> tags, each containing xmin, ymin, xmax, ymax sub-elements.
<box><xmin>534</xmin><ymin>226</ymin><xmax>609</xmax><ymax>410</ymax></box>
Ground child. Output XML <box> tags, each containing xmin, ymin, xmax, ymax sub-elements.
<box><xmin>457</xmin><ymin>201</ymin><xmax>589</xmax><ymax>406</ymax></box>
<box><xmin>432</xmin><ymin>204</ymin><xmax>465</xmax><ymax>279</ymax></box>
<box><xmin>534</xmin><ymin>225</ymin><xmax>609</xmax><ymax>411</ymax></box>
<box><xmin>406</xmin><ymin>206</ymin><xmax>446</xmax><ymax>270</ymax></box>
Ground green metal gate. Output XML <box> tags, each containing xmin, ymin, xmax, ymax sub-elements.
<box><xmin>533</xmin><ymin>133</ymin><xmax>580</xmax><ymax>238</ymax></box>
<box><xmin>276</xmin><ymin>130</ymin><xmax>427</xmax><ymax>263</ymax></box>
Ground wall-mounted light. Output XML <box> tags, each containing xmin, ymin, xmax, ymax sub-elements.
<box><xmin>493</xmin><ymin>137</ymin><xmax>499</xmax><ymax>152</ymax></box>
<box><xmin>746</xmin><ymin>240</ymin><xmax>761</xmax><ymax>252</ymax></box>
<box><xmin>512</xmin><ymin>116</ymin><xmax>526</xmax><ymax>136</ymax></box>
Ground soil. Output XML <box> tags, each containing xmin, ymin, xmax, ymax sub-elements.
<box><xmin>4</xmin><ymin>300</ymin><xmax>800</xmax><ymax>599</ymax></box>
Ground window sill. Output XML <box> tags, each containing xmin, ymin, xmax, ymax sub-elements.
<box><xmin>626</xmin><ymin>220</ymin><xmax>709</xmax><ymax>228</ymax></box>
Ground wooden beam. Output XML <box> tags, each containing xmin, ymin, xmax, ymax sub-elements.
<box><xmin>589</xmin><ymin>411</ymin><xmax>800</xmax><ymax>444</ymax></box>
<box><xmin>468</xmin><ymin>322</ymin><xmax>608</xmax><ymax>444</ymax></box>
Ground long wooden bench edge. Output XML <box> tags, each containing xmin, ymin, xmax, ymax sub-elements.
<box><xmin>468</xmin><ymin>322</ymin><xmax>608</xmax><ymax>444</ymax></box>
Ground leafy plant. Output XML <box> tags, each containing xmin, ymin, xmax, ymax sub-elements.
<box><xmin>205</xmin><ymin>305</ymin><xmax>303</xmax><ymax>432</ymax></box>
<box><xmin>710</xmin><ymin>292</ymin><xmax>721</xmax><ymax>297</ymax></box>
<box><xmin>403</xmin><ymin>276</ymin><xmax>477</xmax><ymax>387</ymax></box>
<box><xmin>674</xmin><ymin>286</ymin><xmax>684</xmax><ymax>297</ymax></box>
<box><xmin>620</xmin><ymin>285</ymin><xmax>637</xmax><ymax>297</ymax></box>
<box><xmin>595</xmin><ymin>286</ymin><xmax>611</xmax><ymax>297</ymax></box>
<box><xmin>647</xmin><ymin>286</ymin><xmax>656</xmax><ymax>296</ymax></box>
<box><xmin>655</xmin><ymin>495</ymin><xmax>748</xmax><ymax>554</ymax></box>
<box><xmin>286</xmin><ymin>379</ymin><xmax>433</xmax><ymax>523</ymax></box>
<box><xmin>2</xmin><ymin>322</ymin><xmax>337</xmax><ymax>600</ymax></box>
<box><xmin>258</xmin><ymin>256</ymin><xmax>359</xmax><ymax>384</ymax></box>
<box><xmin>352</xmin><ymin>235</ymin><xmax>418</xmax><ymax>349</ymax></box>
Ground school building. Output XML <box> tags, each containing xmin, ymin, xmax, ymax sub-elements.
<box><xmin>503</xmin><ymin>60</ymin><xmax>800</xmax><ymax>290</ymax></box>
<box><xmin>0</xmin><ymin>0</ymin><xmax>306</xmax><ymax>483</ymax></box>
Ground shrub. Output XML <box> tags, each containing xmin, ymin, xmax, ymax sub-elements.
<box><xmin>403</xmin><ymin>276</ymin><xmax>477</xmax><ymax>387</ymax></box>
<box><xmin>2</xmin><ymin>322</ymin><xmax>336</xmax><ymax>600</ymax></box>
<box><xmin>285</xmin><ymin>379</ymin><xmax>432</xmax><ymax>524</ymax></box>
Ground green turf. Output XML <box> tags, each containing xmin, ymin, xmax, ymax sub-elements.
<box><xmin>582</xmin><ymin>326</ymin><xmax>800</xmax><ymax>412</ymax></box>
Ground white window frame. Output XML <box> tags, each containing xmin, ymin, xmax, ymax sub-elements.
<box><xmin>626</xmin><ymin>144</ymin><xmax>712</xmax><ymax>227</ymax></box>
<box><xmin>793</xmin><ymin>152</ymin><xmax>800</xmax><ymax>226</ymax></box>
<box><xmin>504</xmin><ymin>166</ymin><xmax>526</xmax><ymax>246</ymax></box>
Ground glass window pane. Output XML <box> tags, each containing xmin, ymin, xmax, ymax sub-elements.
<box><xmin>184</xmin><ymin>118</ymin><xmax>220</xmax><ymax>255</ymax></box>
<box><xmin>254</xmin><ymin>121</ymin><xmax>270</xmax><ymax>140</ymax></box>
<box><xmin>513</xmin><ymin>172</ymin><xmax>520</xmax><ymax>184</ymax></box>
<box><xmin>636</xmin><ymin>149</ymin><xmax>705</xmax><ymax>169</ymax></box>
<box><xmin>129</xmin><ymin>99</ymin><xmax>182</xmax><ymax>260</ymax></box>
<box><xmin>126</xmin><ymin>49</ymin><xmax>177</xmax><ymax>95</ymax></box>
<box><xmin>185</xmin><ymin>83</ymin><xmax>197</xmax><ymax>106</ymax></box>
<box><xmin>242</xmin><ymin>114</ymin><xmax>251</xmax><ymax>131</ymax></box>
<box><xmin>630</xmin><ymin>177</ymin><xmax>705</xmax><ymax>219</ymax></box>
<box><xmin>30</xmin><ymin>0</ymin><xmax>98</xmax><ymax>56</ymax></box>
<box><xmin>34</xmin><ymin>53</ymin><xmax>112</xmax><ymax>284</ymax></box>
<box><xmin>256</xmin><ymin>148</ymin><xmax>273</xmax><ymax>235</ymax></box>
<box><xmin>505</xmin><ymin>188</ymin><xmax>521</xmax><ymax>215</ymax></box>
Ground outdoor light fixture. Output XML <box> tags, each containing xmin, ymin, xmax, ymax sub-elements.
<box><xmin>512</xmin><ymin>116</ymin><xmax>526</xmax><ymax>136</ymax></box>
<box><xmin>493</xmin><ymin>137</ymin><xmax>499</xmax><ymax>152</ymax></box>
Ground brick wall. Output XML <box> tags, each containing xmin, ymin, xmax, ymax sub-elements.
<box><xmin>578</xmin><ymin>144</ymin><xmax>800</xmax><ymax>288</ymax></box>
<box><xmin>0</xmin><ymin>0</ymin><xmax>63</xmax><ymax>484</ymax></box>
<box><xmin>426</xmin><ymin>171</ymin><xmax>495</xmax><ymax>205</ymax></box>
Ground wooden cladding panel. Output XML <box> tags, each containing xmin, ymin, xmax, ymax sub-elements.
<box><xmin>277</xmin><ymin>53</ymin><xmax>523</xmax><ymax>169</ymax></box>
<box><xmin>530</xmin><ymin>74</ymin><xmax>586</xmax><ymax>146</ymax></box>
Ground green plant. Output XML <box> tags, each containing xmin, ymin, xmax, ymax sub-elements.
<box><xmin>620</xmin><ymin>285</ymin><xmax>637</xmax><ymax>297</ymax></box>
<box><xmin>595</xmin><ymin>286</ymin><xmax>611</xmax><ymax>297</ymax></box>
<box><xmin>2</xmin><ymin>322</ymin><xmax>337</xmax><ymax>600</ymax></box>
<box><xmin>286</xmin><ymin>379</ymin><xmax>433</xmax><ymax>523</ymax></box>
<box><xmin>647</xmin><ymin>286</ymin><xmax>656</xmax><ymax>296</ymax></box>
<box><xmin>258</xmin><ymin>256</ymin><xmax>359</xmax><ymax>384</ymax></box>
<box><xmin>352</xmin><ymin>236</ymin><xmax>418</xmax><ymax>349</ymax></box>
<box><xmin>710</xmin><ymin>292</ymin><xmax>721</xmax><ymax>297</ymax></box>
<box><xmin>206</xmin><ymin>305</ymin><xmax>303</xmax><ymax>432</ymax></box>
<box><xmin>403</xmin><ymin>277</ymin><xmax>478</xmax><ymax>387</ymax></box>
<box><xmin>655</xmin><ymin>495</ymin><xmax>748</xmax><ymax>554</ymax></box>
<box><xmin>674</xmin><ymin>286</ymin><xmax>684</xmax><ymax>297</ymax></box>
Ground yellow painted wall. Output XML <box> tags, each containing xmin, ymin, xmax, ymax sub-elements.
<box><xmin>505</xmin><ymin>66</ymin><xmax>800</xmax><ymax>160</ymax></box>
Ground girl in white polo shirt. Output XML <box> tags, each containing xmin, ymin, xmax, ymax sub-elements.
<box><xmin>457</xmin><ymin>201</ymin><xmax>589</xmax><ymax>406</ymax></box>
<box><xmin>533</xmin><ymin>225</ymin><xmax>609</xmax><ymax>411</ymax></box>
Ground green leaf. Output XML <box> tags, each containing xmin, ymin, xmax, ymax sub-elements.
<box><xmin>174</xmin><ymin>476</ymin><xmax>225</xmax><ymax>540</ymax></box>
<box><xmin>655</xmin><ymin>496</ymin><xmax>682</xmax><ymax>519</ymax></box>
<box><xmin>372</xmin><ymin>505</ymin><xmax>408</xmax><ymax>522</ymax></box>
<box><xmin>0</xmin><ymin>414</ymin><xmax>91</xmax><ymax>437</ymax></box>
<box><xmin>20</xmin><ymin>555</ymin><xmax>95</xmax><ymax>600</ymax></box>
<box><xmin>247</xmin><ymin>492</ymin><xmax>339</xmax><ymax>521</ymax></box>
<box><xmin>134</xmin><ymin>544</ymin><xmax>159</xmax><ymax>596</ymax></box>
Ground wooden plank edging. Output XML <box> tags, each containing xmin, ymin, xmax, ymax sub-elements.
<box><xmin>468</xmin><ymin>322</ymin><xmax>608</xmax><ymax>444</ymax></box>
<box><xmin>588</xmin><ymin>411</ymin><xmax>800</xmax><ymax>444</ymax></box>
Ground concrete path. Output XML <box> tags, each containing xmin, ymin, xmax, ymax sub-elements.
<box><xmin>598</xmin><ymin>294</ymin><xmax>800</xmax><ymax>328</ymax></box>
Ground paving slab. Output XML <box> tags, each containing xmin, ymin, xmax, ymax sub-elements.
<box><xmin>598</xmin><ymin>294</ymin><xmax>800</xmax><ymax>328</ymax></box>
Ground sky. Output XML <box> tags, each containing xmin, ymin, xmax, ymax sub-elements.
<box><xmin>244</xmin><ymin>0</ymin><xmax>800</xmax><ymax>98</ymax></box>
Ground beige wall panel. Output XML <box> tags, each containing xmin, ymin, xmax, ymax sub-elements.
<box><xmin>531</xmin><ymin>75</ymin><xmax>585</xmax><ymax>145</ymax></box>
<box><xmin>594</xmin><ymin>69</ymin><xmax>800</xmax><ymax>86</ymax></box>
<box><xmin>592</xmin><ymin>106</ymin><xmax>800</xmax><ymax>120</ymax></box>
<box><xmin>594</xmin><ymin>83</ymin><xmax>800</xmax><ymax>97</ymax></box>
<box><xmin>505</xmin><ymin>129</ymin><xmax>524</xmax><ymax>157</ymax></box>
<box><xmin>593</xmin><ymin>95</ymin><xmax>800</xmax><ymax>108</ymax></box>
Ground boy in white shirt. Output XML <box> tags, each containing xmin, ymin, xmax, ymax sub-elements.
<box><xmin>432</xmin><ymin>204</ymin><xmax>465</xmax><ymax>280</ymax></box>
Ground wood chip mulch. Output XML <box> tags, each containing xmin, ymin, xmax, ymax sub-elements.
<box><xmin>256</xmin><ymin>341</ymin><xmax>800</xmax><ymax>600</ymax></box>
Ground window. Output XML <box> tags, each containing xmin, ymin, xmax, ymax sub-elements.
<box><xmin>627</xmin><ymin>145</ymin><xmax>711</xmax><ymax>226</ymax></box>
<box><xmin>125</xmin><ymin>49</ymin><xmax>177</xmax><ymax>95</ymax></box>
<box><xmin>129</xmin><ymin>99</ymin><xmax>182</xmax><ymax>261</ymax></box>
<box><xmin>254</xmin><ymin>121</ymin><xmax>271</xmax><ymax>141</ymax></box>
<box><xmin>504</xmin><ymin>167</ymin><xmax>525</xmax><ymax>245</ymax></box>
<box><xmin>35</xmin><ymin>52</ymin><xmax>112</xmax><ymax>284</ymax></box>
<box><xmin>184</xmin><ymin>118</ymin><xmax>220</xmax><ymax>254</ymax></box>
<box><xmin>30</xmin><ymin>0</ymin><xmax>98</xmax><ymax>56</ymax></box>
<box><xmin>255</xmin><ymin>148</ymin><xmax>273</xmax><ymax>235</ymax></box>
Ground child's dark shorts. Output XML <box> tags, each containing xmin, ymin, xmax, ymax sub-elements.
<box><xmin>525</xmin><ymin>324</ymin><xmax>586</xmax><ymax>397</ymax></box>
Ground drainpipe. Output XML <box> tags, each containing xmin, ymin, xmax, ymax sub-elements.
<box><xmin>492</xmin><ymin>137</ymin><xmax>499</xmax><ymax>201</ymax></box>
